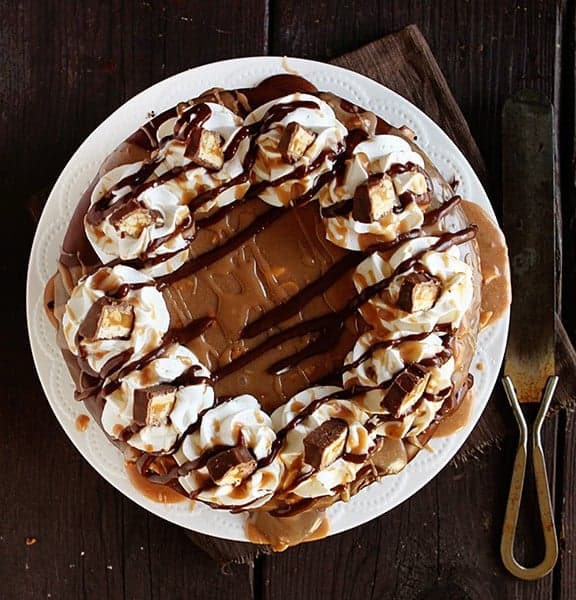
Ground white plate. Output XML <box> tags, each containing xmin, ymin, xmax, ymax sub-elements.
<box><xmin>26</xmin><ymin>56</ymin><xmax>509</xmax><ymax>542</ymax></box>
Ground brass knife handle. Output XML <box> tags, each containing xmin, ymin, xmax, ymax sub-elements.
<box><xmin>500</xmin><ymin>375</ymin><xmax>559</xmax><ymax>580</ymax></box>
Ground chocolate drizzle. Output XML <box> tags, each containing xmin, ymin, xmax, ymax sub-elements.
<box><xmin>216</xmin><ymin>226</ymin><xmax>476</xmax><ymax>381</ymax></box>
<box><xmin>173</xmin><ymin>103</ymin><xmax>212</xmax><ymax>140</ymax></box>
<box><xmin>99</xmin><ymin>317</ymin><xmax>214</xmax><ymax>397</ymax></box>
<box><xmin>320</xmin><ymin>199</ymin><xmax>354</xmax><ymax>218</ymax></box>
<box><xmin>242</xmin><ymin>229</ymin><xmax>424</xmax><ymax>340</ymax></box>
<box><xmin>157</xmin><ymin>207</ymin><xmax>284</xmax><ymax>283</ymax></box>
<box><xmin>339</xmin><ymin>324</ymin><xmax>453</xmax><ymax>376</ymax></box>
<box><xmin>57</xmin><ymin>74</ymin><xmax>480</xmax><ymax>515</ymax></box>
<box><xmin>423</xmin><ymin>195</ymin><xmax>461</xmax><ymax>226</ymax></box>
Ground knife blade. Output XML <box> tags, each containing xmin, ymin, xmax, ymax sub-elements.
<box><xmin>502</xmin><ymin>89</ymin><xmax>557</xmax><ymax>400</ymax></box>
<box><xmin>500</xmin><ymin>89</ymin><xmax>559</xmax><ymax>580</ymax></box>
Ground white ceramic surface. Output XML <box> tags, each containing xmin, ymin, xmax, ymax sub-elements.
<box><xmin>26</xmin><ymin>56</ymin><xmax>509</xmax><ymax>541</ymax></box>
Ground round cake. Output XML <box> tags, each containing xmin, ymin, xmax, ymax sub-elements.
<box><xmin>46</xmin><ymin>73</ymin><xmax>485</xmax><ymax>549</ymax></box>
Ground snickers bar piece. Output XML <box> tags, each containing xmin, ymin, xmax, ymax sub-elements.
<box><xmin>352</xmin><ymin>173</ymin><xmax>397</xmax><ymax>223</ymax></box>
<box><xmin>303</xmin><ymin>418</ymin><xmax>348</xmax><ymax>470</ymax></box>
<box><xmin>391</xmin><ymin>166</ymin><xmax>431</xmax><ymax>206</ymax></box>
<box><xmin>278</xmin><ymin>122</ymin><xmax>317</xmax><ymax>163</ymax></box>
<box><xmin>78</xmin><ymin>297</ymin><xmax>134</xmax><ymax>341</ymax></box>
<box><xmin>397</xmin><ymin>272</ymin><xmax>441</xmax><ymax>313</ymax></box>
<box><xmin>382</xmin><ymin>364</ymin><xmax>430</xmax><ymax>418</ymax></box>
<box><xmin>109</xmin><ymin>199</ymin><xmax>164</xmax><ymax>238</ymax></box>
<box><xmin>206</xmin><ymin>446</ymin><xmax>257</xmax><ymax>486</ymax></box>
<box><xmin>133</xmin><ymin>384</ymin><xmax>177</xmax><ymax>427</ymax></box>
<box><xmin>185</xmin><ymin>128</ymin><xmax>224</xmax><ymax>170</ymax></box>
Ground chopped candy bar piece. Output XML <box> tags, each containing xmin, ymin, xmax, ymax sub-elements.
<box><xmin>185</xmin><ymin>128</ymin><xmax>224</xmax><ymax>170</ymax></box>
<box><xmin>397</xmin><ymin>272</ymin><xmax>441</xmax><ymax>312</ymax></box>
<box><xmin>382</xmin><ymin>364</ymin><xmax>430</xmax><ymax>417</ymax></box>
<box><xmin>392</xmin><ymin>171</ymin><xmax>428</xmax><ymax>196</ymax></box>
<box><xmin>109</xmin><ymin>199</ymin><xmax>163</xmax><ymax>238</ymax></box>
<box><xmin>133</xmin><ymin>384</ymin><xmax>177</xmax><ymax>427</ymax></box>
<box><xmin>352</xmin><ymin>173</ymin><xmax>397</xmax><ymax>223</ymax></box>
<box><xmin>78</xmin><ymin>297</ymin><xmax>134</xmax><ymax>341</ymax></box>
<box><xmin>278</xmin><ymin>122</ymin><xmax>316</xmax><ymax>163</ymax></box>
<box><xmin>303</xmin><ymin>418</ymin><xmax>348</xmax><ymax>470</ymax></box>
<box><xmin>206</xmin><ymin>446</ymin><xmax>257</xmax><ymax>486</ymax></box>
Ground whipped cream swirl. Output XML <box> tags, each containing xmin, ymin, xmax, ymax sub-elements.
<box><xmin>353</xmin><ymin>236</ymin><xmax>474</xmax><ymax>335</ymax></box>
<box><xmin>65</xmin><ymin>83</ymin><xmax>479</xmax><ymax>514</ymax></box>
<box><xmin>320</xmin><ymin>134</ymin><xmax>428</xmax><ymax>250</ymax></box>
<box><xmin>85</xmin><ymin>103</ymin><xmax>249</xmax><ymax>277</ymax></box>
<box><xmin>176</xmin><ymin>395</ymin><xmax>283</xmax><ymax>508</ymax></box>
<box><xmin>245</xmin><ymin>93</ymin><xmax>347</xmax><ymax>207</ymax></box>
<box><xmin>271</xmin><ymin>386</ymin><xmax>377</xmax><ymax>499</ymax></box>
<box><xmin>342</xmin><ymin>331</ymin><xmax>454</xmax><ymax>439</ymax></box>
<box><xmin>154</xmin><ymin>102</ymin><xmax>251</xmax><ymax>214</ymax></box>
<box><xmin>62</xmin><ymin>265</ymin><xmax>169</xmax><ymax>374</ymax></box>
<box><xmin>101</xmin><ymin>344</ymin><xmax>213</xmax><ymax>453</ymax></box>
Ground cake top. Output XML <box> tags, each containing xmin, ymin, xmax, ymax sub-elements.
<box><xmin>50</xmin><ymin>74</ymin><xmax>483</xmax><ymax>549</ymax></box>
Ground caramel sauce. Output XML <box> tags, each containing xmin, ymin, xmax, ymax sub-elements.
<box><xmin>304</xmin><ymin>514</ymin><xmax>331</xmax><ymax>542</ymax></box>
<box><xmin>245</xmin><ymin>509</ymin><xmax>328</xmax><ymax>551</ymax></box>
<box><xmin>245</xmin><ymin>520</ymin><xmax>270</xmax><ymax>545</ymax></box>
<box><xmin>434</xmin><ymin>391</ymin><xmax>474</xmax><ymax>438</ymax></box>
<box><xmin>125</xmin><ymin>461</ymin><xmax>188</xmax><ymax>504</ymax></box>
<box><xmin>461</xmin><ymin>200</ymin><xmax>511</xmax><ymax>328</ymax></box>
<box><xmin>75</xmin><ymin>414</ymin><xmax>90</xmax><ymax>432</ymax></box>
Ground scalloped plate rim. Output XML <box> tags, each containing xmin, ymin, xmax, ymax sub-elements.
<box><xmin>26</xmin><ymin>56</ymin><xmax>509</xmax><ymax>542</ymax></box>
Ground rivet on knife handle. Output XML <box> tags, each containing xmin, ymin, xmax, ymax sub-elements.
<box><xmin>500</xmin><ymin>375</ymin><xmax>559</xmax><ymax>579</ymax></box>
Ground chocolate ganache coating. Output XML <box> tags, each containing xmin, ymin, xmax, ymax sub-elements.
<box><xmin>47</xmin><ymin>73</ymin><xmax>481</xmax><ymax>530</ymax></box>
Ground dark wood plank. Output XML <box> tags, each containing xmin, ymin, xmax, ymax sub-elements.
<box><xmin>558</xmin><ymin>0</ymin><xmax>576</xmax><ymax>342</ymax></box>
<box><xmin>1</xmin><ymin>0</ymin><xmax>572</xmax><ymax>598</ymax></box>
<box><xmin>0</xmin><ymin>0</ymin><xmax>267</xmax><ymax>597</ymax></box>
<box><xmin>261</xmin><ymin>421</ymin><xmax>559</xmax><ymax>600</ymax></box>
<box><xmin>265</xmin><ymin>1</ymin><xmax>564</xmax><ymax>599</ymax></box>
<box><xmin>557</xmin><ymin>3</ymin><xmax>576</xmax><ymax>595</ymax></box>
<box><xmin>558</xmin><ymin>412</ymin><xmax>576</xmax><ymax>600</ymax></box>
<box><xmin>270</xmin><ymin>0</ymin><xmax>561</xmax><ymax>214</ymax></box>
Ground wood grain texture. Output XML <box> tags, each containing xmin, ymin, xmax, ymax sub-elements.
<box><xmin>558</xmin><ymin>412</ymin><xmax>576</xmax><ymax>600</ymax></box>
<box><xmin>329</xmin><ymin>27</ymin><xmax>576</xmax><ymax>467</ymax></box>
<box><xmin>1</xmin><ymin>0</ymin><xmax>573</xmax><ymax>598</ymax></box>
<box><xmin>0</xmin><ymin>0</ymin><xmax>266</xmax><ymax>597</ymax></box>
<box><xmin>260</xmin><ymin>425</ymin><xmax>560</xmax><ymax>600</ymax></box>
<box><xmin>265</xmin><ymin>2</ymin><xmax>567</xmax><ymax>599</ymax></box>
<box><xmin>557</xmin><ymin>5</ymin><xmax>576</xmax><ymax>596</ymax></box>
<box><xmin>332</xmin><ymin>25</ymin><xmax>487</xmax><ymax>181</ymax></box>
<box><xmin>270</xmin><ymin>0</ymin><xmax>561</xmax><ymax>213</ymax></box>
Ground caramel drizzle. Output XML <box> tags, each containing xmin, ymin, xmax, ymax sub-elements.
<box><xmin>423</xmin><ymin>195</ymin><xmax>462</xmax><ymax>226</ymax></box>
<box><xmin>139</xmin><ymin>327</ymin><xmax>456</xmax><ymax>485</ymax></box>
<box><xmin>95</xmin><ymin>99</ymin><xmax>345</xmax><ymax>274</ymax></box>
<box><xmin>242</xmin><ymin>229</ymin><xmax>424</xmax><ymax>339</ymax></box>
<box><xmin>320</xmin><ymin>199</ymin><xmax>353</xmax><ymax>218</ymax></box>
<box><xmin>215</xmin><ymin>226</ymin><xmax>476</xmax><ymax>381</ymax></box>
<box><xmin>76</xmin><ymin>98</ymin><xmax>353</xmax><ymax>418</ymax></box>
<box><xmin>337</xmin><ymin>324</ymin><xmax>453</xmax><ymax>376</ymax></box>
<box><xmin>320</xmin><ymin>161</ymin><xmax>439</xmax><ymax>219</ymax></box>
<box><xmin>82</xmin><ymin>317</ymin><xmax>215</xmax><ymax>398</ymax></box>
<box><xmin>157</xmin><ymin>207</ymin><xmax>284</xmax><ymax>283</ymax></box>
<box><xmin>75</xmin><ymin>93</ymin><xmax>477</xmax><ymax>499</ymax></box>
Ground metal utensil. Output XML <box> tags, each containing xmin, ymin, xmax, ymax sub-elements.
<box><xmin>500</xmin><ymin>90</ymin><xmax>559</xmax><ymax>580</ymax></box>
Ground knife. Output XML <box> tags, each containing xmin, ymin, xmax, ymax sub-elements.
<box><xmin>500</xmin><ymin>90</ymin><xmax>559</xmax><ymax>580</ymax></box>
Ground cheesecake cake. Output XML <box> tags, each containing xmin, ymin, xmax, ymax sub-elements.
<box><xmin>46</xmin><ymin>73</ymin><xmax>487</xmax><ymax>549</ymax></box>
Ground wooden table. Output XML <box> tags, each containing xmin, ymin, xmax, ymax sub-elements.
<box><xmin>2</xmin><ymin>1</ymin><xmax>575</xmax><ymax>598</ymax></box>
